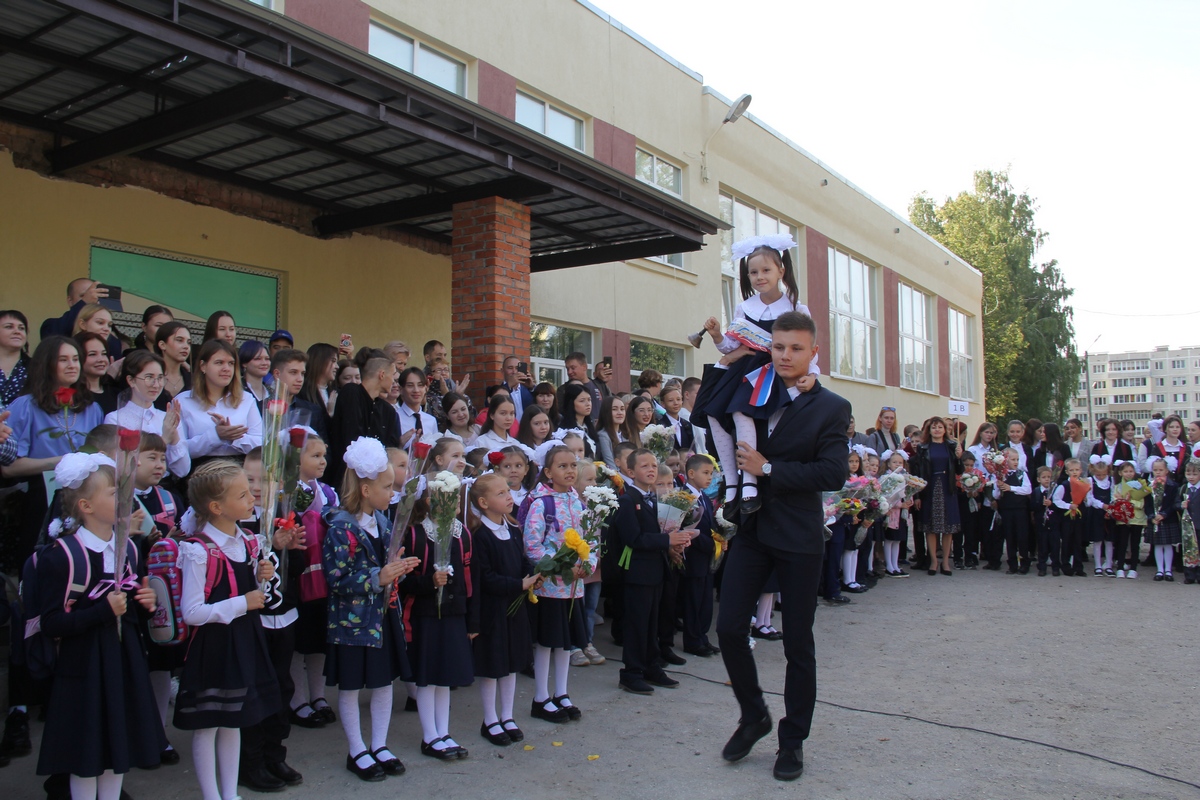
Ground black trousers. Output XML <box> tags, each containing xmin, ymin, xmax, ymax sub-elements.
<box><xmin>716</xmin><ymin>532</ymin><xmax>822</xmax><ymax>750</ymax></box>
<box><xmin>657</xmin><ymin>566</ymin><xmax>681</xmax><ymax>649</ymax></box>
<box><xmin>1060</xmin><ymin>516</ymin><xmax>1086</xmax><ymax>574</ymax></box>
<box><xmin>981</xmin><ymin>506</ymin><xmax>1004</xmax><ymax>565</ymax></box>
<box><xmin>822</xmin><ymin>526</ymin><xmax>845</xmax><ymax>599</ymax></box>
<box><xmin>680</xmin><ymin>572</ymin><xmax>715</xmax><ymax>651</ymax></box>
<box><xmin>620</xmin><ymin>583</ymin><xmax>662</xmax><ymax>680</ymax></box>
<box><xmin>1114</xmin><ymin>524</ymin><xmax>1142</xmax><ymax>570</ymax></box>
<box><xmin>1036</xmin><ymin>518</ymin><xmax>1061</xmax><ymax>569</ymax></box>
<box><xmin>241</xmin><ymin>622</ymin><xmax>296</xmax><ymax>768</ymax></box>
<box><xmin>998</xmin><ymin>510</ymin><xmax>1030</xmax><ymax>569</ymax></box>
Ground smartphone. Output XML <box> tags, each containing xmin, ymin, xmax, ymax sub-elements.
<box><xmin>516</xmin><ymin>361</ymin><xmax>528</xmax><ymax>375</ymax></box>
<box><xmin>96</xmin><ymin>283</ymin><xmax>123</xmax><ymax>312</ymax></box>
<box><xmin>339</xmin><ymin>333</ymin><xmax>353</xmax><ymax>350</ymax></box>
<box><xmin>602</xmin><ymin>356</ymin><xmax>613</xmax><ymax>368</ymax></box>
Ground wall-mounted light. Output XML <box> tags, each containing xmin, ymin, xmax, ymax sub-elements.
<box><xmin>701</xmin><ymin>93</ymin><xmax>752</xmax><ymax>183</ymax></box>
<box><xmin>944</xmin><ymin>260</ymin><xmax>950</xmax><ymax>266</ymax></box>
<box><xmin>820</xmin><ymin>179</ymin><xmax>828</xmax><ymax>186</ymax></box>
<box><xmin>894</xmin><ymin>228</ymin><xmax>900</xmax><ymax>234</ymax></box>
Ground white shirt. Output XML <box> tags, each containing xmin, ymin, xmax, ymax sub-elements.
<box><xmin>77</xmin><ymin>525</ymin><xmax>116</xmax><ymax>573</ymax></box>
<box><xmin>665</xmin><ymin>413</ymin><xmax>684</xmax><ymax>445</ymax></box>
<box><xmin>481</xmin><ymin>514</ymin><xmax>511</xmax><ymax>541</ymax></box>
<box><xmin>993</xmin><ymin>471</ymin><xmax>1032</xmax><ymax>499</ymax></box>
<box><xmin>504</xmin><ymin>382</ymin><xmax>526</xmax><ymax>421</ymax></box>
<box><xmin>767</xmin><ymin>386</ymin><xmax>802</xmax><ymax>437</ymax></box>
<box><xmin>1051</xmin><ymin>483</ymin><xmax>1073</xmax><ymax>511</ymax></box>
<box><xmin>511</xmin><ymin>486</ymin><xmax>528</xmax><ymax>507</ymax></box>
<box><xmin>1004</xmin><ymin>440</ymin><xmax>1029</xmax><ymax>473</ymax></box>
<box><xmin>105</xmin><ymin>404</ymin><xmax>191</xmax><ymax>478</ymax></box>
<box><xmin>358</xmin><ymin>511</ymin><xmax>379</xmax><ymax>538</ymax></box>
<box><xmin>396</xmin><ymin>403</ymin><xmax>438</xmax><ymax>440</ymax></box>
<box><xmin>1085</xmin><ymin>477</ymin><xmax>1112</xmax><ymax>510</ymax></box>
<box><xmin>178</xmin><ymin>522</ymin><xmax>252</xmax><ymax>626</ymax></box>
<box><xmin>718</xmin><ymin>295</ymin><xmax>820</xmax><ymax>376</ymax></box>
<box><xmin>177</xmin><ymin>390</ymin><xmax>263</xmax><ymax>458</ymax></box>
<box><xmin>474</xmin><ymin>428</ymin><xmax>519</xmax><ymax>453</ymax></box>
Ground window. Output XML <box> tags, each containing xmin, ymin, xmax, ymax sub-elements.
<box><xmin>529</xmin><ymin>321</ymin><xmax>592</xmax><ymax>387</ymax></box>
<box><xmin>1092</xmin><ymin>364</ymin><xmax>1106</xmax><ymax>373</ymax></box>
<box><xmin>1080</xmin><ymin>413</ymin><xmax>1089</xmax><ymax>422</ymax></box>
<box><xmin>635</xmin><ymin>149</ymin><xmax>682</xmax><ymax>196</ymax></box>
<box><xmin>1154</xmin><ymin>360</ymin><xmax>1164</xmax><ymax>370</ymax></box>
<box><xmin>1112</xmin><ymin>377</ymin><xmax>1147</xmax><ymax>388</ymax></box>
<box><xmin>898</xmin><ymin>283</ymin><xmax>934</xmax><ymax>393</ymax></box>
<box><xmin>828</xmin><ymin>247</ymin><xmax>879</xmax><ymax>382</ymax></box>
<box><xmin>368</xmin><ymin>23</ymin><xmax>466</xmax><ymax>96</ymax></box>
<box><xmin>1111</xmin><ymin>359</ymin><xmax>1149</xmax><ymax>371</ymax></box>
<box><xmin>1156</xmin><ymin>394</ymin><xmax>1166</xmax><ymax>404</ymax></box>
<box><xmin>1134</xmin><ymin>410</ymin><xmax>1152</xmax><ymax>420</ymax></box>
<box><xmin>1195</xmin><ymin>377</ymin><xmax>1200</xmax><ymax>385</ymax></box>
<box><xmin>1112</xmin><ymin>394</ymin><xmax>1148</xmax><ymax>404</ymax></box>
<box><xmin>1172</xmin><ymin>359</ymin><xmax>1187</xmax><ymax>369</ymax></box>
<box><xmin>515</xmin><ymin>92</ymin><xmax>583</xmax><ymax>150</ymax></box>
<box><xmin>1078</xmin><ymin>381</ymin><xmax>1086</xmax><ymax>393</ymax></box>
<box><xmin>1092</xmin><ymin>380</ymin><xmax>1107</xmax><ymax>390</ymax></box>
<box><xmin>630</xmin><ymin>340</ymin><xmax>685</xmax><ymax>383</ymax></box>
<box><xmin>1093</xmin><ymin>397</ymin><xmax>1106</xmax><ymax>406</ymax></box>
<box><xmin>1156</xmin><ymin>378</ymin><xmax>1166</xmax><ymax>387</ymax></box>
<box><xmin>245</xmin><ymin>0</ymin><xmax>274</xmax><ymax>7</ymax></box>
<box><xmin>1174</xmin><ymin>393</ymin><xmax>1188</xmax><ymax>403</ymax></box>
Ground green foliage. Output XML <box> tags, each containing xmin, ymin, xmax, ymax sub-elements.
<box><xmin>910</xmin><ymin>170</ymin><xmax>1078</xmax><ymax>422</ymax></box>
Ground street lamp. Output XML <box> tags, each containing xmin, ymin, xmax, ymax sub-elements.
<box><xmin>1085</xmin><ymin>334</ymin><xmax>1102</xmax><ymax>438</ymax></box>
<box><xmin>700</xmin><ymin>93</ymin><xmax>751</xmax><ymax>183</ymax></box>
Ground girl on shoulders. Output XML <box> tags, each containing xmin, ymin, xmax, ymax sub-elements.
<box><xmin>177</xmin><ymin>340</ymin><xmax>263</xmax><ymax>467</ymax></box>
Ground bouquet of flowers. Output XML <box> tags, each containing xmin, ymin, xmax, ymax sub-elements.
<box><xmin>822</xmin><ymin>475</ymin><xmax>875</xmax><ymax>519</ymax></box>
<box><xmin>507</xmin><ymin>527</ymin><xmax>591</xmax><ymax>615</ymax></box>
<box><xmin>112</xmin><ymin>409</ymin><xmax>140</xmax><ymax>640</ymax></box>
<box><xmin>657</xmin><ymin>488</ymin><xmax>700</xmax><ymax>535</ymax></box>
<box><xmin>422</xmin><ymin>470</ymin><xmax>463</xmax><ymax>617</ymax></box>
<box><xmin>1105</xmin><ymin>497</ymin><xmax>1135</xmax><ymax>524</ymax></box>
<box><xmin>1150</xmin><ymin>475</ymin><xmax>1166</xmax><ymax>533</ymax></box>
<box><xmin>903</xmin><ymin>474</ymin><xmax>928</xmax><ymax>499</ymax></box>
<box><xmin>981</xmin><ymin>450</ymin><xmax>1008</xmax><ymax>476</ymax></box>
<box><xmin>641</xmin><ymin>424</ymin><xmax>675</xmax><ymax>463</ymax></box>
<box><xmin>579</xmin><ymin>484</ymin><xmax>620</xmax><ymax>566</ymax></box>
<box><xmin>593</xmin><ymin>460</ymin><xmax>625</xmax><ymax>493</ymax></box>
<box><xmin>956</xmin><ymin>467</ymin><xmax>986</xmax><ymax>512</ymax></box>
<box><xmin>711</xmin><ymin>515</ymin><xmax>736</xmax><ymax>571</ymax></box>
<box><xmin>387</xmin><ymin>435</ymin><xmax>436</xmax><ymax>564</ymax></box>
<box><xmin>257</xmin><ymin>380</ymin><xmax>311</xmax><ymax>602</ymax></box>
<box><xmin>1068</xmin><ymin>478</ymin><xmax>1091</xmax><ymax>518</ymax></box>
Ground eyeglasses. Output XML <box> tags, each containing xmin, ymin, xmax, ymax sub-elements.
<box><xmin>135</xmin><ymin>375</ymin><xmax>166</xmax><ymax>386</ymax></box>
<box><xmin>881</xmin><ymin>406</ymin><xmax>896</xmax><ymax>412</ymax></box>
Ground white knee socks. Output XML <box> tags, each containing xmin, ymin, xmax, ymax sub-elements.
<box><xmin>191</xmin><ymin>727</ymin><xmax>240</xmax><ymax>800</ymax></box>
<box><xmin>370</xmin><ymin>684</ymin><xmax>393</xmax><ymax>753</ymax></box>
<box><xmin>479</xmin><ymin>678</ymin><xmax>498</xmax><ymax>725</ymax></box>
<box><xmin>553</xmin><ymin>648</ymin><xmax>572</xmax><ymax>700</ymax></box>
<box><xmin>533</xmin><ymin>645</ymin><xmax>555</xmax><ymax>707</ymax></box>
<box><xmin>499</xmin><ymin>673</ymin><xmax>517</xmax><ymax>722</ymax></box>
<box><xmin>884</xmin><ymin>540</ymin><xmax>900</xmax><ymax>572</ymax></box>
<box><xmin>842</xmin><ymin>550</ymin><xmax>859</xmax><ymax>586</ymax></box>
<box><xmin>754</xmin><ymin>593</ymin><xmax>774</xmax><ymax>628</ymax></box>
<box><xmin>416</xmin><ymin>685</ymin><xmax>455</xmax><ymax>749</ymax></box>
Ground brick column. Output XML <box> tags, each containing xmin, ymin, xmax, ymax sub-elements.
<box><xmin>450</xmin><ymin>197</ymin><xmax>531</xmax><ymax>409</ymax></box>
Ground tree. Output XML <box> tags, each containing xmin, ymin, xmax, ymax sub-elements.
<box><xmin>910</xmin><ymin>170</ymin><xmax>1078</xmax><ymax>422</ymax></box>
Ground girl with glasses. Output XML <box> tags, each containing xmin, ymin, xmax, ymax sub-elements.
<box><xmin>104</xmin><ymin>349</ymin><xmax>190</xmax><ymax>478</ymax></box>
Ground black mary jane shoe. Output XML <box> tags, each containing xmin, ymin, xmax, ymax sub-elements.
<box><xmin>500</xmin><ymin>720</ymin><xmax>525</xmax><ymax>742</ymax></box>
<box><xmin>345</xmin><ymin>752</ymin><xmax>386</xmax><ymax>782</ymax></box>
<box><xmin>420</xmin><ymin>737</ymin><xmax>460</xmax><ymax>761</ymax></box>
<box><xmin>531</xmin><ymin>698</ymin><xmax>569</xmax><ymax>723</ymax></box>
<box><xmin>312</xmin><ymin>699</ymin><xmax>336</xmax><ymax>724</ymax></box>
<box><xmin>370</xmin><ymin>748</ymin><xmax>405</xmax><ymax>775</ymax></box>
<box><xmin>159</xmin><ymin>744</ymin><xmax>181</xmax><ymax>766</ymax></box>
<box><xmin>289</xmin><ymin>703</ymin><xmax>326</xmax><ymax>729</ymax></box>
<box><xmin>553</xmin><ymin>695</ymin><xmax>582</xmax><ymax>721</ymax></box>
<box><xmin>481</xmin><ymin>721</ymin><xmax>513</xmax><ymax>746</ymax></box>
<box><xmin>741</xmin><ymin>495</ymin><xmax>762</xmax><ymax>515</ymax></box>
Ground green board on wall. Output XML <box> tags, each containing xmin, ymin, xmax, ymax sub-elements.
<box><xmin>90</xmin><ymin>246</ymin><xmax>277</xmax><ymax>330</ymax></box>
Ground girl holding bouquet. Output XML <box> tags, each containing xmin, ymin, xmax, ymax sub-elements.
<box><xmin>1113</xmin><ymin>460</ymin><xmax>1151</xmax><ymax>578</ymax></box>
<box><xmin>1083</xmin><ymin>455</ymin><xmax>1117</xmax><ymax>576</ymax></box>
<box><xmin>691</xmin><ymin>235</ymin><xmax>818</xmax><ymax>514</ymax></box>
<box><xmin>522</xmin><ymin>446</ymin><xmax>592</xmax><ymax>722</ymax></box>
<box><xmin>882</xmin><ymin>449</ymin><xmax>913</xmax><ymax>578</ymax></box>
<box><xmin>1144</xmin><ymin>456</ymin><xmax>1181</xmax><ymax>581</ymax></box>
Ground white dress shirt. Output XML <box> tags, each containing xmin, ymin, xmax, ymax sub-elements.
<box><xmin>473</xmin><ymin>428</ymin><xmax>520</xmax><ymax>453</ymax></box>
<box><xmin>396</xmin><ymin>402</ymin><xmax>438</xmax><ymax>439</ymax></box>
<box><xmin>77</xmin><ymin>525</ymin><xmax>116</xmax><ymax>573</ymax></box>
<box><xmin>481</xmin><ymin>513</ymin><xmax>511</xmax><ymax>541</ymax></box>
<box><xmin>105</xmin><ymin>403</ymin><xmax>191</xmax><ymax>477</ymax></box>
<box><xmin>177</xmin><ymin>390</ymin><xmax>263</xmax><ymax>458</ymax></box>
<box><xmin>1084</xmin><ymin>477</ymin><xmax>1112</xmax><ymax>510</ymax></box>
<box><xmin>767</xmin><ymin>386</ymin><xmax>802</xmax><ymax>437</ymax></box>
<box><xmin>178</xmin><ymin>522</ymin><xmax>252</xmax><ymax>626</ymax></box>
<box><xmin>993</xmin><ymin>471</ymin><xmax>1033</xmax><ymax>499</ymax></box>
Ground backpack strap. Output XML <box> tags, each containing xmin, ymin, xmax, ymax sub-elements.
<box><xmin>458</xmin><ymin>531</ymin><xmax>472</xmax><ymax>599</ymax></box>
<box><xmin>187</xmin><ymin>532</ymin><xmax>239</xmax><ymax>601</ymax></box>
<box><xmin>152</xmin><ymin>487</ymin><xmax>177</xmax><ymax>527</ymax></box>
<box><xmin>59</xmin><ymin>535</ymin><xmax>92</xmax><ymax>613</ymax></box>
<box><xmin>541</xmin><ymin>495</ymin><xmax>559</xmax><ymax>535</ymax></box>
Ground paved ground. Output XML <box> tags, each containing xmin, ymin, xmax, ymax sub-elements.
<box><xmin>6</xmin><ymin>559</ymin><xmax>1199</xmax><ymax>799</ymax></box>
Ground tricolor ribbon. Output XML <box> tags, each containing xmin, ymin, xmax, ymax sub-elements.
<box><xmin>743</xmin><ymin>364</ymin><xmax>776</xmax><ymax>408</ymax></box>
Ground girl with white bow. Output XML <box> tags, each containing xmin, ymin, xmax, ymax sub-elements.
<box><xmin>1084</xmin><ymin>454</ymin><xmax>1117</xmax><ymax>576</ymax></box>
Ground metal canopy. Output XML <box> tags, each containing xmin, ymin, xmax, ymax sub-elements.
<box><xmin>0</xmin><ymin>0</ymin><xmax>725</xmax><ymax>271</ymax></box>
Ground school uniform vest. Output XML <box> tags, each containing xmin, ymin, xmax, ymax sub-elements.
<box><xmin>997</xmin><ymin>471</ymin><xmax>1029</xmax><ymax>512</ymax></box>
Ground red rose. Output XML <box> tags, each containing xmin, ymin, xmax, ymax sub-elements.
<box><xmin>412</xmin><ymin>442</ymin><xmax>431</xmax><ymax>459</ymax></box>
<box><xmin>54</xmin><ymin>387</ymin><xmax>75</xmax><ymax>407</ymax></box>
<box><xmin>488</xmin><ymin>451</ymin><xmax>506</xmax><ymax>466</ymax></box>
<box><xmin>288</xmin><ymin>427</ymin><xmax>307</xmax><ymax>448</ymax></box>
<box><xmin>117</xmin><ymin>427</ymin><xmax>141</xmax><ymax>452</ymax></box>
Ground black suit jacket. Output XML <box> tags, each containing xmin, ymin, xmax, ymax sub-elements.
<box><xmin>743</xmin><ymin>379</ymin><xmax>852</xmax><ymax>555</ymax></box>
<box><xmin>612</xmin><ymin>488</ymin><xmax>669</xmax><ymax>586</ymax></box>
<box><xmin>683</xmin><ymin>490</ymin><xmax>715</xmax><ymax>577</ymax></box>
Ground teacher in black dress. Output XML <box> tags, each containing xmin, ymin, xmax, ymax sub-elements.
<box><xmin>716</xmin><ymin>311</ymin><xmax>851</xmax><ymax>781</ymax></box>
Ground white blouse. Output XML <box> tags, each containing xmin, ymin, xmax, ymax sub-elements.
<box><xmin>177</xmin><ymin>390</ymin><xmax>263</xmax><ymax>458</ymax></box>
<box><xmin>105</xmin><ymin>404</ymin><xmax>191</xmax><ymax>477</ymax></box>
<box><xmin>481</xmin><ymin>513</ymin><xmax>511</xmax><ymax>541</ymax></box>
<box><xmin>473</xmin><ymin>429</ymin><xmax>520</xmax><ymax>453</ymax></box>
<box><xmin>178</xmin><ymin>522</ymin><xmax>253</xmax><ymax>626</ymax></box>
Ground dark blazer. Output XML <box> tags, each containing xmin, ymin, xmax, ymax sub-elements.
<box><xmin>612</xmin><ymin>487</ymin><xmax>669</xmax><ymax>586</ymax></box>
<box><xmin>1184</xmin><ymin>483</ymin><xmax>1200</xmax><ymax>522</ymax></box>
<box><xmin>743</xmin><ymin>378</ymin><xmax>851</xmax><ymax>555</ymax></box>
<box><xmin>914</xmin><ymin>440</ymin><xmax>965</xmax><ymax>495</ymax></box>
<box><xmin>584</xmin><ymin>379</ymin><xmax>607</xmax><ymax>423</ymax></box>
<box><xmin>327</xmin><ymin>382</ymin><xmax>401</xmax><ymax>487</ymax></box>
<box><xmin>683</xmin><ymin>489</ymin><xmax>715</xmax><ymax>577</ymax></box>
<box><xmin>290</xmin><ymin>397</ymin><xmax>329</xmax><ymax>442</ymax></box>
<box><xmin>40</xmin><ymin>300</ymin><xmax>123</xmax><ymax>358</ymax></box>
<box><xmin>1090</xmin><ymin>440</ymin><xmax>1135</xmax><ymax>463</ymax></box>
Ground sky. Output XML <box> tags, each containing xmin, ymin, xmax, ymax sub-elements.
<box><xmin>590</xmin><ymin>0</ymin><xmax>1200</xmax><ymax>355</ymax></box>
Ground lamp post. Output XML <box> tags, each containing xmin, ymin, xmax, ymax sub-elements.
<box><xmin>1085</xmin><ymin>334</ymin><xmax>1102</xmax><ymax>438</ymax></box>
<box><xmin>700</xmin><ymin>93</ymin><xmax>752</xmax><ymax>183</ymax></box>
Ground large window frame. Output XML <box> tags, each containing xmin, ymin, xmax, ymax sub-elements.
<box><xmin>515</xmin><ymin>92</ymin><xmax>584</xmax><ymax>151</ymax></box>
<box><xmin>529</xmin><ymin>321</ymin><xmax>593</xmax><ymax>388</ymax></box>
<box><xmin>718</xmin><ymin>191</ymin><xmax>800</xmax><ymax>327</ymax></box>
<box><xmin>368</xmin><ymin>22</ymin><xmax>466</xmax><ymax>96</ymax></box>
<box><xmin>828</xmin><ymin>246</ymin><xmax>879</xmax><ymax>383</ymax></box>
<box><xmin>636</xmin><ymin>148</ymin><xmax>684</xmax><ymax>268</ymax></box>
<box><xmin>898</xmin><ymin>282</ymin><xmax>934</xmax><ymax>393</ymax></box>
<box><xmin>629</xmin><ymin>339</ymin><xmax>685</xmax><ymax>385</ymax></box>
<box><xmin>947</xmin><ymin>307</ymin><xmax>975</xmax><ymax>401</ymax></box>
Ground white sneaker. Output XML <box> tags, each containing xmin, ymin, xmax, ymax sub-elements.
<box><xmin>1126</xmin><ymin>569</ymin><xmax>1138</xmax><ymax>579</ymax></box>
<box><xmin>583</xmin><ymin>644</ymin><xmax>606</xmax><ymax>665</ymax></box>
<box><xmin>1115</xmin><ymin>569</ymin><xmax>1126</xmax><ymax>578</ymax></box>
<box><xmin>569</xmin><ymin>649</ymin><xmax>590</xmax><ymax>667</ymax></box>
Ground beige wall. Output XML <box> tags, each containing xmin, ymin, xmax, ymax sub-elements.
<box><xmin>0</xmin><ymin>153</ymin><xmax>450</xmax><ymax>352</ymax></box>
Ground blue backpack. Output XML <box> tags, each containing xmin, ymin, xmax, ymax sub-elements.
<box><xmin>515</xmin><ymin>494</ymin><xmax>558</xmax><ymax>535</ymax></box>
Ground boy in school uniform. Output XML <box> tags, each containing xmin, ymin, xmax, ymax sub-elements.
<box><xmin>680</xmin><ymin>454</ymin><xmax>719</xmax><ymax>657</ymax></box>
<box><xmin>612</xmin><ymin>449</ymin><xmax>692</xmax><ymax>695</ymax></box>
<box><xmin>1182</xmin><ymin>461</ymin><xmax>1200</xmax><ymax>584</ymax></box>
<box><xmin>1031</xmin><ymin>466</ymin><xmax>1059</xmax><ymax>577</ymax></box>
<box><xmin>993</xmin><ymin>447</ymin><xmax>1032</xmax><ymax>574</ymax></box>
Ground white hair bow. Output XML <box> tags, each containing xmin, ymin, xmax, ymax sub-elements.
<box><xmin>1089</xmin><ymin>454</ymin><xmax>1112</xmax><ymax>466</ymax></box>
<box><xmin>881</xmin><ymin>449</ymin><xmax>909</xmax><ymax>463</ymax></box>
<box><xmin>732</xmin><ymin>233</ymin><xmax>797</xmax><ymax>261</ymax></box>
<box><xmin>54</xmin><ymin>452</ymin><xmax>116</xmax><ymax>490</ymax></box>
<box><xmin>344</xmin><ymin>437</ymin><xmax>389</xmax><ymax>479</ymax></box>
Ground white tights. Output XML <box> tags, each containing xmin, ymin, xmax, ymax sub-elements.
<box><xmin>533</xmin><ymin>645</ymin><xmax>572</xmax><ymax>709</ymax></box>
<box><xmin>339</xmin><ymin>685</ymin><xmax>394</xmax><ymax>766</ymax></box>
<box><xmin>148</xmin><ymin>670</ymin><xmax>172</xmax><ymax>728</ymax></box>
<box><xmin>478</xmin><ymin>674</ymin><xmax>518</xmax><ymax>726</ymax></box>
<box><xmin>1155</xmin><ymin>544</ymin><xmax>1175</xmax><ymax>575</ymax></box>
<box><xmin>69</xmin><ymin>771</ymin><xmax>122</xmax><ymax>800</ymax></box>
<box><xmin>289</xmin><ymin>653</ymin><xmax>328</xmax><ymax>712</ymax></box>
<box><xmin>708</xmin><ymin>413</ymin><xmax>760</xmax><ymax>500</ymax></box>
<box><xmin>841</xmin><ymin>550</ymin><xmax>859</xmax><ymax>587</ymax></box>
<box><xmin>192</xmin><ymin>727</ymin><xmax>240</xmax><ymax>800</ymax></box>
<box><xmin>753</xmin><ymin>593</ymin><xmax>775</xmax><ymax>629</ymax></box>
<box><xmin>416</xmin><ymin>685</ymin><xmax>457</xmax><ymax>750</ymax></box>
<box><xmin>883</xmin><ymin>540</ymin><xmax>901</xmax><ymax>572</ymax></box>
<box><xmin>1094</xmin><ymin>541</ymin><xmax>1114</xmax><ymax>571</ymax></box>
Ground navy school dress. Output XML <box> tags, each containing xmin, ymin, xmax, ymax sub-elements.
<box><xmin>400</xmin><ymin>521</ymin><xmax>478</xmax><ymax>688</ymax></box>
<box><xmin>37</xmin><ymin>534</ymin><xmax>166</xmax><ymax>777</ymax></box>
<box><xmin>471</xmin><ymin>518</ymin><xmax>534</xmax><ymax>679</ymax></box>
<box><xmin>691</xmin><ymin>318</ymin><xmax>780</xmax><ymax>433</ymax></box>
<box><xmin>1085</xmin><ymin>479</ymin><xmax>1116</xmax><ymax>543</ymax></box>
<box><xmin>173</xmin><ymin>532</ymin><xmax>281</xmax><ymax>730</ymax></box>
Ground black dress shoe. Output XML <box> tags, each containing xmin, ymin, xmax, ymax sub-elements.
<box><xmin>420</xmin><ymin>738</ymin><xmax>460</xmax><ymax>761</ymax></box>
<box><xmin>159</xmin><ymin>745</ymin><xmax>180</xmax><ymax>766</ymax></box>
<box><xmin>659</xmin><ymin>647</ymin><xmax>687</xmax><ymax>665</ymax></box>
<box><xmin>266</xmin><ymin>760</ymin><xmax>304</xmax><ymax>785</ymax></box>
<box><xmin>500</xmin><ymin>720</ymin><xmax>525</xmax><ymax>742</ymax></box>
<box><xmin>773</xmin><ymin>745</ymin><xmax>804</xmax><ymax>781</ymax></box>
<box><xmin>289</xmin><ymin>703</ymin><xmax>326</xmax><ymax>728</ymax></box>
<box><xmin>741</xmin><ymin>495</ymin><xmax>762</xmax><ymax>514</ymax></box>
<box><xmin>553</xmin><ymin>695</ymin><xmax>582</xmax><ymax>720</ymax></box>
<box><xmin>1</xmin><ymin>709</ymin><xmax>31</xmax><ymax>756</ymax></box>
<box><xmin>645</xmin><ymin>672</ymin><xmax>679</xmax><ymax>688</ymax></box>
<box><xmin>722</xmin><ymin>714</ymin><xmax>772</xmax><ymax>762</ymax></box>
<box><xmin>481</xmin><ymin>721</ymin><xmax>513</xmax><ymax>746</ymax></box>
<box><xmin>368</xmin><ymin>749</ymin><xmax>403</xmax><ymax>775</ymax></box>
<box><xmin>239</xmin><ymin>764</ymin><xmax>286</xmax><ymax>792</ymax></box>
<box><xmin>346</xmin><ymin>752</ymin><xmax>386</xmax><ymax>781</ymax></box>
<box><xmin>722</xmin><ymin>496</ymin><xmax>741</xmax><ymax>523</ymax></box>
<box><xmin>619</xmin><ymin>677</ymin><xmax>655</xmax><ymax>695</ymax></box>
<box><xmin>312</xmin><ymin>701</ymin><xmax>336</xmax><ymax>724</ymax></box>
<box><xmin>824</xmin><ymin>595</ymin><xmax>853</xmax><ymax>606</ymax></box>
<box><xmin>530</xmin><ymin>698</ymin><xmax>569</xmax><ymax>722</ymax></box>
<box><xmin>707</xmin><ymin>643</ymin><xmax>721</xmax><ymax>654</ymax></box>
<box><xmin>684</xmin><ymin>645</ymin><xmax>714</xmax><ymax>657</ymax></box>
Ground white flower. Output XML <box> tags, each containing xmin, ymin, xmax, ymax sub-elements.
<box><xmin>54</xmin><ymin>452</ymin><xmax>116</xmax><ymax>490</ymax></box>
<box><xmin>428</xmin><ymin>470</ymin><xmax>461</xmax><ymax>494</ymax></box>
<box><xmin>584</xmin><ymin>485</ymin><xmax>619</xmax><ymax>511</ymax></box>
<box><xmin>641</xmin><ymin>424</ymin><xmax>673</xmax><ymax>444</ymax></box>
<box><xmin>344</xmin><ymin>437</ymin><xmax>389</xmax><ymax>479</ymax></box>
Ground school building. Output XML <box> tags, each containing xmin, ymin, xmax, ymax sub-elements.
<box><xmin>0</xmin><ymin>0</ymin><xmax>984</xmax><ymax>432</ymax></box>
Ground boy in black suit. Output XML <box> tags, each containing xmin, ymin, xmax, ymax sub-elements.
<box><xmin>613</xmin><ymin>448</ymin><xmax>693</xmax><ymax>695</ymax></box>
<box><xmin>681</xmin><ymin>454</ymin><xmax>719</xmax><ymax>657</ymax></box>
<box><xmin>1182</xmin><ymin>460</ymin><xmax>1200</xmax><ymax>584</ymax></box>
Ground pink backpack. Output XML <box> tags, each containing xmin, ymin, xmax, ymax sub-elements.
<box><xmin>146</xmin><ymin>537</ymin><xmax>186</xmax><ymax>645</ymax></box>
<box><xmin>299</xmin><ymin>482</ymin><xmax>338</xmax><ymax>603</ymax></box>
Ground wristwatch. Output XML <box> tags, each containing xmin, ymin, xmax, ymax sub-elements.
<box><xmin>762</xmin><ymin>462</ymin><xmax>772</xmax><ymax>476</ymax></box>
